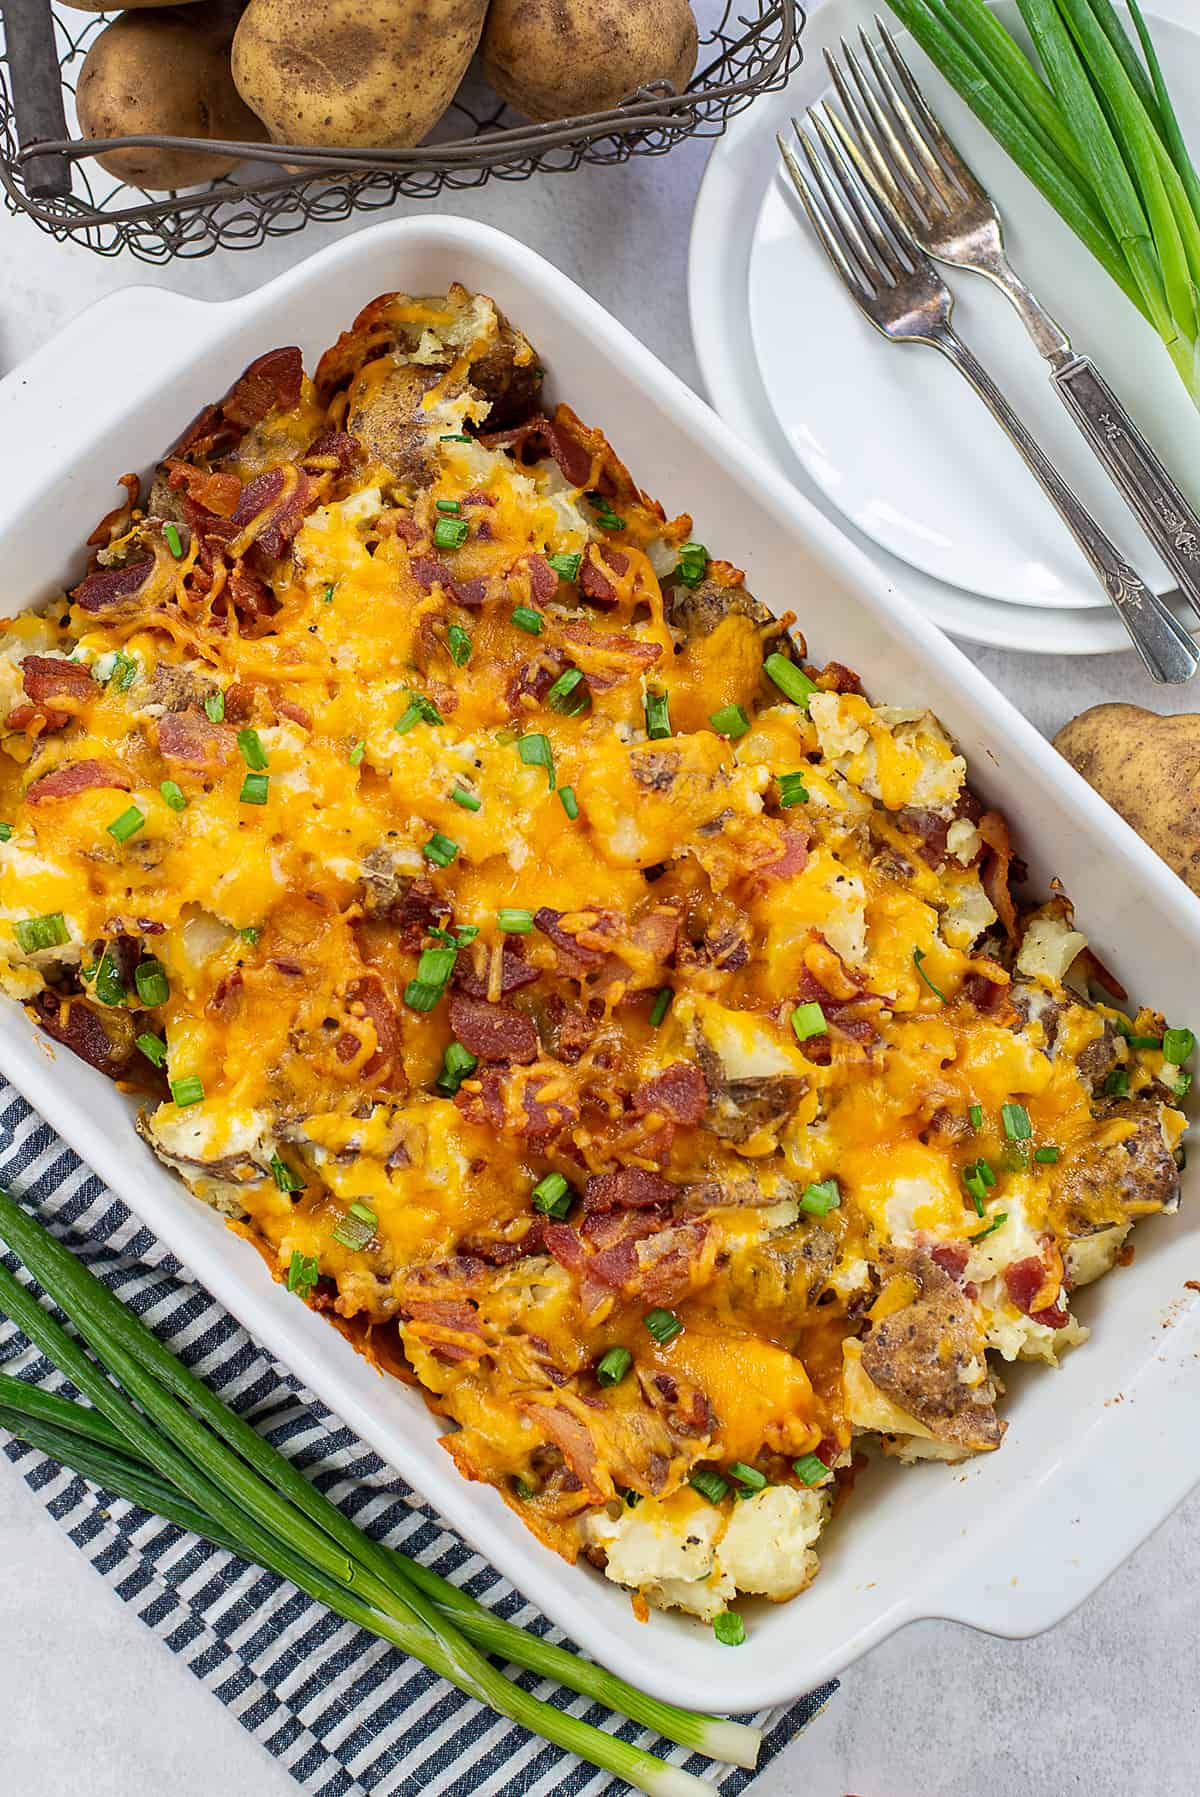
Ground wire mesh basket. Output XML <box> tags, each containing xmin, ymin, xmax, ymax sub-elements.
<box><xmin>0</xmin><ymin>0</ymin><xmax>803</xmax><ymax>262</ymax></box>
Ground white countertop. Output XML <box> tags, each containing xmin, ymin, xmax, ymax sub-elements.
<box><xmin>2</xmin><ymin>57</ymin><xmax>1200</xmax><ymax>1797</ymax></box>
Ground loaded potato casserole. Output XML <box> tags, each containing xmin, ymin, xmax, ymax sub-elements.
<box><xmin>0</xmin><ymin>287</ymin><xmax>1189</xmax><ymax>1633</ymax></box>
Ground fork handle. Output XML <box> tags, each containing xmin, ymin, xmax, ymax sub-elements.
<box><xmin>932</xmin><ymin>327</ymin><xmax>1199</xmax><ymax>684</ymax></box>
<box><xmin>1051</xmin><ymin>356</ymin><xmax>1200</xmax><ymax>624</ymax></box>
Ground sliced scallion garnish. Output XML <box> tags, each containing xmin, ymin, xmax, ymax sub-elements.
<box><xmin>517</xmin><ymin>733</ymin><xmax>555</xmax><ymax>789</ymax></box>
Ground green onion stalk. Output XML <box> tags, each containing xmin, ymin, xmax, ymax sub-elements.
<box><xmin>0</xmin><ymin>1194</ymin><xmax>758</xmax><ymax>1793</ymax></box>
<box><xmin>884</xmin><ymin>0</ymin><xmax>1200</xmax><ymax>409</ymax></box>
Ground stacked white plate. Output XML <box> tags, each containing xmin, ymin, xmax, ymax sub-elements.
<box><xmin>689</xmin><ymin>0</ymin><xmax>1200</xmax><ymax>653</ymax></box>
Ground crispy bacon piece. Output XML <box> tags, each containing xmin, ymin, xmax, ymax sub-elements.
<box><xmin>559</xmin><ymin>622</ymin><xmax>661</xmax><ymax>689</ymax></box>
<box><xmin>929</xmin><ymin>1241</ymin><xmax>970</xmax><ymax>1280</ymax></box>
<box><xmin>302</xmin><ymin>429</ymin><xmax>361</xmax><ymax>478</ymax></box>
<box><xmin>897</xmin><ymin>807</ymin><xmax>952</xmax><ymax>871</ymax></box>
<box><xmin>978</xmin><ymin>810</ymin><xmax>1019</xmax><ymax>942</ymax></box>
<box><xmin>339</xmin><ymin>974</ymin><xmax>404</xmax><ymax>1084</ymax></box>
<box><xmin>453</xmin><ymin>937</ymin><xmax>540</xmax><ymax>999</ymax></box>
<box><xmin>582</xmin><ymin>1167</ymin><xmax>677</xmax><ymax>1214</ymax></box>
<box><xmin>70</xmin><ymin>559</ymin><xmax>155</xmax><ymax>616</ymax></box>
<box><xmin>400</xmin><ymin>1298</ymin><xmax>487</xmax><ymax>1366</ymax></box>
<box><xmin>87</xmin><ymin>474</ymin><xmax>141</xmax><ymax>549</ymax></box>
<box><xmin>962</xmin><ymin>968</ymin><xmax>1015</xmax><ymax>1022</ymax></box>
<box><xmin>171</xmin><ymin>346</ymin><xmax>303</xmax><ymax>461</ymax></box>
<box><xmin>455</xmin><ymin>1068</ymin><xmax>577</xmax><ymax>1141</ymax></box>
<box><xmin>528</xmin><ymin>1403</ymin><xmax>606</xmax><ymax>1499</ymax></box>
<box><xmin>32</xmin><ymin>990</ymin><xmax>137</xmax><ymax>1079</ymax></box>
<box><xmin>752</xmin><ymin>827</ymin><xmax>811</xmax><ymax>886</ymax></box>
<box><xmin>579</xmin><ymin>547</ymin><xmax>629</xmax><ymax>609</ymax></box>
<box><xmin>534</xmin><ymin>906</ymin><xmax>614</xmax><ymax>972</ymax></box>
<box><xmin>26</xmin><ymin>758</ymin><xmax>129</xmax><ymax>803</ymax></box>
<box><xmin>631</xmin><ymin>1062</ymin><xmax>708</xmax><ymax>1125</ymax></box>
<box><xmin>547</xmin><ymin>1209</ymin><xmax>709</xmax><ymax>1313</ymax></box>
<box><xmin>479</xmin><ymin>413</ymin><xmax>594</xmax><ymax>487</ymax></box>
<box><xmin>206</xmin><ymin>970</ymin><xmax>244</xmax><ymax>1023</ymax></box>
<box><xmin>166</xmin><ymin>461</ymin><xmax>243</xmax><ymax>519</ymax></box>
<box><xmin>408</xmin><ymin>555</ymin><xmax>490</xmax><ymax>609</ymax></box>
<box><xmin>1003</xmin><ymin>1255</ymin><xmax>1068</xmax><ymax>1327</ymax></box>
<box><xmin>222</xmin><ymin>467</ymin><xmax>314</xmax><ymax>562</ymax></box>
<box><xmin>19</xmin><ymin>656</ymin><xmax>94</xmax><ymax>731</ymax></box>
<box><xmin>447</xmin><ymin>992</ymin><xmax>539</xmax><ymax>1064</ymax></box>
<box><xmin>156</xmin><ymin>708</ymin><xmax>235</xmax><ymax>768</ymax></box>
<box><xmin>522</xmin><ymin>553</ymin><xmax>559</xmax><ymax>607</ymax></box>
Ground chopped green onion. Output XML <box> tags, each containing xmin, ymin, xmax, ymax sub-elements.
<box><xmin>1001</xmin><ymin>1102</ymin><xmax>1032</xmax><ymax>1140</ymax></box>
<box><xmin>323</xmin><ymin>583</ymin><xmax>335</xmax><ymax>604</ymax></box>
<box><xmin>331</xmin><ymin>1203</ymin><xmax>378</xmax><ymax>1252</ymax></box>
<box><xmin>558</xmin><ymin>786</ymin><xmax>580</xmax><ymax>820</ymax></box>
<box><xmin>498</xmin><ymin>908</ymin><xmax>533</xmax><ymax>933</ymax></box>
<box><xmin>237</xmin><ymin>728</ymin><xmax>268</xmax><ymax>771</ymax></box>
<box><xmin>170</xmin><ymin>1075</ymin><xmax>204</xmax><ymax>1108</ymax></box>
<box><xmin>0</xmin><ymin>822</ymin><xmax>11</xmax><ymax>842</ymax></box>
<box><xmin>394</xmin><ymin>693</ymin><xmax>444</xmax><ymax>734</ymax></box>
<box><xmin>163</xmin><ymin>522</ymin><xmax>183</xmax><ymax>558</ymax></box>
<box><xmin>589</xmin><ymin>494</ymin><xmax>625</xmax><ymax>531</ymax></box>
<box><xmin>644</xmin><ymin>689</ymin><xmax>671</xmax><ymax>740</ymax></box>
<box><xmin>1034</xmin><ymin>1146</ymin><xmax>1061</xmax><ymax>1164</ymax></box>
<box><xmin>159</xmin><ymin>780</ymin><xmax>186</xmax><ymax>812</ymax></box>
<box><xmin>791</xmin><ymin>1001</ymin><xmax>827</xmax><ymax>1043</ymax></box>
<box><xmin>688</xmin><ymin>1468</ymin><xmax>729</xmax><ymax>1504</ymax></box>
<box><xmin>134</xmin><ymin>959</ymin><xmax>169</xmax><ymax>1008</ymax></box>
<box><xmin>1104</xmin><ymin>1068</ymin><xmax>1131</xmax><ymax>1097</ymax></box>
<box><xmin>709</xmin><ymin>703</ymin><xmax>750</xmax><ymax>739</ymax></box>
<box><xmin>286</xmin><ymin>1252</ymin><xmax>319</xmax><ymax>1296</ymax></box>
<box><xmin>799</xmin><ymin>1180</ymin><xmax>840</xmax><ymax>1216</ymax></box>
<box><xmin>239</xmin><ymin>926</ymin><xmax>261</xmax><ymax>946</ymax></box>
<box><xmin>778</xmin><ymin>772</ymin><xmax>809</xmax><ymax>808</ymax></box>
<box><xmin>451</xmin><ymin>787</ymin><xmax>481</xmax><ymax>811</ymax></box>
<box><xmin>203</xmin><ymin>691</ymin><xmax>225</xmax><ymax>723</ymax></box>
<box><xmin>792</xmin><ymin>1453</ymin><xmax>829</xmax><ymax>1487</ymax></box>
<box><xmin>438</xmin><ymin>432</ymin><xmax>471</xmax><ymax>443</ymax></box>
<box><xmin>106</xmin><ymin>805</ymin><xmax>145</xmax><ymax>845</ymax></box>
<box><xmin>596</xmin><ymin>1347</ymin><xmax>633</xmax><ymax>1387</ymax></box>
<box><xmin>962</xmin><ymin>1160</ymin><xmax>994</xmax><ymax>1215</ymax></box>
<box><xmin>511</xmin><ymin>606</ymin><xmax>543</xmax><ymax>635</ymax></box>
<box><xmin>531</xmin><ymin>1172</ymin><xmax>574</xmax><ymax>1220</ymax></box>
<box><xmin>1127</xmin><ymin>1034</ymin><xmax>1163</xmax><ymax>1050</ymax></box>
<box><xmin>423</xmin><ymin>832</ymin><xmax>459</xmax><ymax>868</ymax></box>
<box><xmin>270</xmin><ymin>1154</ymin><xmax>304</xmax><ymax>1194</ymax></box>
<box><xmin>970</xmin><ymin>1211</ymin><xmax>1009</xmax><ymax>1243</ymax></box>
<box><xmin>447</xmin><ymin>623</ymin><xmax>472</xmax><ymax>667</ymax></box>
<box><xmin>433</xmin><ymin>517</ymin><xmax>469</xmax><ymax>551</ymax></box>
<box><xmin>136</xmin><ymin>1032</ymin><xmax>167</xmax><ymax>1069</ymax></box>
<box><xmin>1170</xmin><ymin>1070</ymin><xmax>1193</xmax><ymax>1098</ymax></box>
<box><xmin>517</xmin><ymin>733</ymin><xmax>555</xmax><ymax>789</ymax></box>
<box><xmin>436</xmin><ymin>499</ymin><xmax>461</xmax><ymax>515</ymax></box>
<box><xmin>239</xmin><ymin>773</ymin><xmax>269</xmax><ymax>806</ymax></box>
<box><xmin>713</xmin><ymin>1612</ymin><xmax>746</xmax><ymax>1647</ymax></box>
<box><xmin>621</xmin><ymin>1487</ymin><xmax>642</xmax><ymax>1509</ymax></box>
<box><xmin>913</xmin><ymin>947</ymin><xmax>947</xmax><ymax>1004</ymax></box>
<box><xmin>729</xmin><ymin>1461</ymin><xmax>767</xmax><ymax>1491</ymax></box>
<box><xmin>404</xmin><ymin>944</ymin><xmax>457</xmax><ymax>1012</ymax></box>
<box><xmin>764</xmin><ymin>652</ymin><xmax>819</xmax><ymax>707</ymax></box>
<box><xmin>546</xmin><ymin>667</ymin><xmax>586</xmax><ymax>713</ymax></box>
<box><xmin>649</xmin><ymin>987</ymin><xmax>672</xmax><ymax>1028</ymax></box>
<box><xmin>968</xmin><ymin>1103</ymin><xmax>984</xmax><ymax>1131</ymax></box>
<box><xmin>512</xmin><ymin>1477</ymin><xmax>537</xmax><ymax>1502</ymax></box>
<box><xmin>348</xmin><ymin>740</ymin><xmax>366</xmax><ymax>767</ymax></box>
<box><xmin>93</xmin><ymin>946</ymin><xmax>125</xmax><ymax>1007</ymax></box>
<box><xmin>436</xmin><ymin>1040</ymin><xmax>478</xmax><ymax>1095</ymax></box>
<box><xmin>107</xmin><ymin>653</ymin><xmax>137</xmax><ymax>692</ymax></box>
<box><xmin>547</xmin><ymin>552</ymin><xmax>582</xmax><ymax>582</ymax></box>
<box><xmin>14</xmin><ymin>912</ymin><xmax>68</xmax><ymax>954</ymax></box>
<box><xmin>674</xmin><ymin>542</ymin><xmax>708</xmax><ymax>588</ymax></box>
<box><xmin>644</xmin><ymin>1307</ymin><xmax>683</xmax><ymax>1345</ymax></box>
<box><xmin>1164</xmin><ymin>1027</ymin><xmax>1195</xmax><ymax>1064</ymax></box>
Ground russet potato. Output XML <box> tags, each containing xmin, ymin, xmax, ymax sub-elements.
<box><xmin>231</xmin><ymin>0</ymin><xmax>488</xmax><ymax>148</ymax></box>
<box><xmin>61</xmin><ymin>0</ymin><xmax>205</xmax><ymax>10</ymax></box>
<box><xmin>76</xmin><ymin>3</ymin><xmax>267</xmax><ymax>190</ymax></box>
<box><xmin>1054</xmin><ymin>702</ymin><xmax>1200</xmax><ymax>894</ymax></box>
<box><xmin>481</xmin><ymin>0</ymin><xmax>699</xmax><ymax>124</ymax></box>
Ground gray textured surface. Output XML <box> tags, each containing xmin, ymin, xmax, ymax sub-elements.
<box><xmin>2</xmin><ymin>43</ymin><xmax>1200</xmax><ymax>1796</ymax></box>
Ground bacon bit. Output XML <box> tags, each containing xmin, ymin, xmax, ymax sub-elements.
<box><xmin>26</xmin><ymin>758</ymin><xmax>130</xmax><ymax>803</ymax></box>
<box><xmin>454</xmin><ymin>936</ymin><xmax>540</xmax><ymax>999</ymax></box>
<box><xmin>897</xmin><ymin>807</ymin><xmax>952</xmax><ymax>870</ymax></box>
<box><xmin>447</xmin><ymin>992</ymin><xmax>539</xmax><ymax>1064</ymax></box>
<box><xmin>32</xmin><ymin>990</ymin><xmax>138</xmax><ymax>1079</ymax></box>
<box><xmin>70</xmin><ymin>559</ymin><xmax>155</xmax><ymax>615</ymax></box>
<box><xmin>527</xmin><ymin>1403</ymin><xmax>607</xmax><ymax>1499</ymax></box>
<box><xmin>583</xmin><ymin>1167</ymin><xmax>677</xmax><ymax>1213</ymax></box>
<box><xmin>19</xmin><ymin>656</ymin><xmax>94</xmax><ymax>731</ymax></box>
<box><xmin>816</xmin><ymin>659</ymin><xmax>863</xmax><ymax>694</ymax></box>
<box><xmin>226</xmin><ymin>466</ymin><xmax>314</xmax><ymax>562</ymax></box>
<box><xmin>87</xmin><ymin>473</ymin><xmax>141</xmax><ymax>549</ymax></box>
<box><xmin>961</xmin><ymin>966</ymin><xmax>1016</xmax><ymax>1023</ymax></box>
<box><xmin>165</xmin><ymin>460</ymin><xmax>243</xmax><ymax>519</ymax></box>
<box><xmin>342</xmin><ymin>973</ymin><xmax>404</xmax><ymax>1083</ymax></box>
<box><xmin>559</xmin><ymin>622</ymin><xmax>661</xmax><ymax>689</ymax></box>
<box><xmin>301</xmin><ymin>429</ymin><xmax>361</xmax><ymax>478</ymax></box>
<box><xmin>752</xmin><ymin>826</ymin><xmax>811</xmax><ymax>887</ymax></box>
<box><xmin>506</xmin><ymin>652</ymin><xmax>567</xmax><ymax>712</ymax></box>
<box><xmin>534</xmin><ymin>906</ymin><xmax>615</xmax><ymax>971</ymax></box>
<box><xmin>276</xmin><ymin>699</ymin><xmax>313</xmax><ymax>730</ymax></box>
<box><xmin>455</xmin><ymin>1068</ymin><xmax>578</xmax><ymax>1141</ymax></box>
<box><xmin>400</xmin><ymin>1298</ymin><xmax>487</xmax><ymax>1367</ymax></box>
<box><xmin>631</xmin><ymin>1062</ymin><xmax>708</xmax><ymax>1125</ymax></box>
<box><xmin>521</xmin><ymin>552</ymin><xmax>559</xmax><ymax>607</ymax></box>
<box><xmin>479</xmin><ymin>413</ymin><xmax>594</xmax><ymax>487</ymax></box>
<box><xmin>171</xmin><ymin>345</ymin><xmax>303</xmax><ymax>460</ymax></box>
<box><xmin>1003</xmin><ymin>1255</ymin><xmax>1065</xmax><ymax>1322</ymax></box>
<box><xmin>156</xmin><ymin>708</ymin><xmax>235</xmax><ymax>768</ymax></box>
<box><xmin>978</xmin><ymin>810</ymin><xmax>1019</xmax><ymax>942</ymax></box>
<box><xmin>409</xmin><ymin>555</ymin><xmax>490</xmax><ymax>609</ymax></box>
<box><xmin>929</xmin><ymin>1241</ymin><xmax>969</xmax><ymax>1280</ymax></box>
<box><xmin>579</xmin><ymin>546</ymin><xmax>629</xmax><ymax>609</ymax></box>
<box><xmin>206</xmin><ymin>970</ymin><xmax>243</xmax><ymax>1022</ymax></box>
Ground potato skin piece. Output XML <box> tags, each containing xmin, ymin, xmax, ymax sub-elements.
<box><xmin>75</xmin><ymin>4</ymin><xmax>267</xmax><ymax>190</ymax></box>
<box><xmin>481</xmin><ymin>0</ymin><xmax>699</xmax><ymax>124</ymax></box>
<box><xmin>1054</xmin><ymin>702</ymin><xmax>1200</xmax><ymax>896</ymax></box>
<box><xmin>231</xmin><ymin>0</ymin><xmax>488</xmax><ymax>148</ymax></box>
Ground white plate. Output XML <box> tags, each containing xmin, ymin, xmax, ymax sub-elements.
<box><xmin>750</xmin><ymin>0</ymin><xmax>1200</xmax><ymax>608</ymax></box>
<box><xmin>691</xmin><ymin>0</ymin><xmax>1200</xmax><ymax>651</ymax></box>
<box><xmin>3</xmin><ymin>217</ymin><xmax>1200</xmax><ymax>1715</ymax></box>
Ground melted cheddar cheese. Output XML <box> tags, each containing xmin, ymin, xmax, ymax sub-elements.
<box><xmin>0</xmin><ymin>287</ymin><xmax>1188</xmax><ymax>1625</ymax></box>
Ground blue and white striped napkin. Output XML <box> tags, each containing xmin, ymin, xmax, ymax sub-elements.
<box><xmin>0</xmin><ymin>1083</ymin><xmax>836</xmax><ymax>1795</ymax></box>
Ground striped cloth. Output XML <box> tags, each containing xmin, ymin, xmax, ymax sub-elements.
<box><xmin>0</xmin><ymin>1084</ymin><xmax>837</xmax><ymax>1795</ymax></box>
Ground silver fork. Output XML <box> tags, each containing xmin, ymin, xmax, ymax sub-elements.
<box><xmin>827</xmin><ymin>19</ymin><xmax>1200</xmax><ymax>628</ymax></box>
<box><xmin>777</xmin><ymin>119</ymin><xmax>1200</xmax><ymax>683</ymax></box>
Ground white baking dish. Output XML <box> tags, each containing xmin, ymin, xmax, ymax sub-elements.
<box><xmin>1</xmin><ymin>217</ymin><xmax>1198</xmax><ymax>1716</ymax></box>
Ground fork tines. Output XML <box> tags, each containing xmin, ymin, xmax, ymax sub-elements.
<box><xmin>776</xmin><ymin>109</ymin><xmax>920</xmax><ymax>304</ymax></box>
